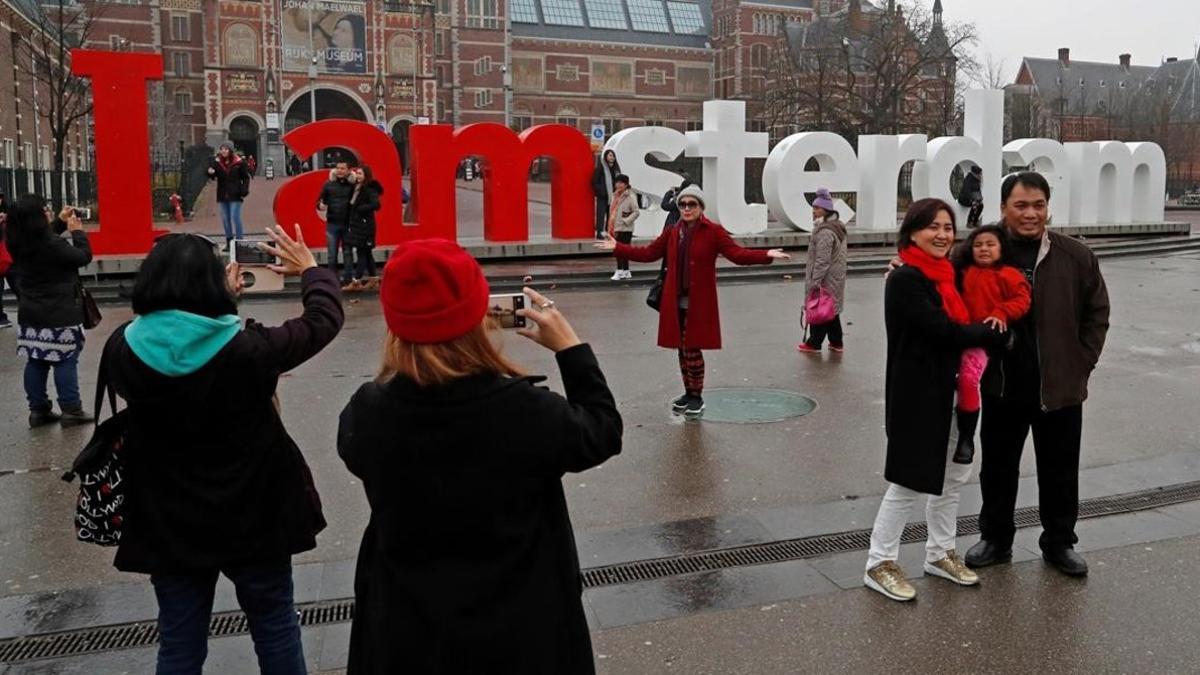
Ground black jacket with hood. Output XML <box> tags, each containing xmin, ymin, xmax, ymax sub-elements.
<box><xmin>320</xmin><ymin>171</ymin><xmax>358</xmax><ymax>228</ymax></box>
<box><xmin>10</xmin><ymin>226</ymin><xmax>92</xmax><ymax>328</ymax></box>
<box><xmin>208</xmin><ymin>155</ymin><xmax>250</xmax><ymax>203</ymax></box>
<box><xmin>345</xmin><ymin>180</ymin><xmax>383</xmax><ymax>248</ymax></box>
<box><xmin>104</xmin><ymin>267</ymin><xmax>344</xmax><ymax>574</ymax></box>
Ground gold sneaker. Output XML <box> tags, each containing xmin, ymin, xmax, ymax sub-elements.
<box><xmin>924</xmin><ymin>551</ymin><xmax>980</xmax><ymax>586</ymax></box>
<box><xmin>864</xmin><ymin>561</ymin><xmax>917</xmax><ymax>601</ymax></box>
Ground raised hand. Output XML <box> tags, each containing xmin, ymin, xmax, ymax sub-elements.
<box><xmin>515</xmin><ymin>287</ymin><xmax>582</xmax><ymax>353</ymax></box>
<box><xmin>260</xmin><ymin>224</ymin><xmax>318</xmax><ymax>276</ymax></box>
<box><xmin>594</xmin><ymin>232</ymin><xmax>618</xmax><ymax>252</ymax></box>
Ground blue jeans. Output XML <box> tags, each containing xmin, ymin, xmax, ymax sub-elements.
<box><xmin>150</xmin><ymin>558</ymin><xmax>305</xmax><ymax>675</ymax></box>
<box><xmin>326</xmin><ymin>224</ymin><xmax>351</xmax><ymax>283</ymax></box>
<box><xmin>218</xmin><ymin>201</ymin><xmax>244</xmax><ymax>242</ymax></box>
<box><xmin>24</xmin><ymin>350</ymin><xmax>82</xmax><ymax>411</ymax></box>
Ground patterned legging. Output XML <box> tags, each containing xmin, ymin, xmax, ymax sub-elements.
<box><xmin>676</xmin><ymin>308</ymin><xmax>705</xmax><ymax>396</ymax></box>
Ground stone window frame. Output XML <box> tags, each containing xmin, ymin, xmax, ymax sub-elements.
<box><xmin>556</xmin><ymin>63</ymin><xmax>580</xmax><ymax>81</ymax></box>
<box><xmin>645</xmin><ymin>68</ymin><xmax>667</xmax><ymax>86</ymax></box>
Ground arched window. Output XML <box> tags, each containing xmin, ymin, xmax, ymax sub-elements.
<box><xmin>223</xmin><ymin>24</ymin><xmax>258</xmax><ymax>67</ymax></box>
<box><xmin>555</xmin><ymin>105</ymin><xmax>579</xmax><ymax>129</ymax></box>
<box><xmin>388</xmin><ymin>34</ymin><xmax>417</xmax><ymax>76</ymax></box>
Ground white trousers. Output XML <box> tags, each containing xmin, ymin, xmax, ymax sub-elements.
<box><xmin>866</xmin><ymin>444</ymin><xmax>973</xmax><ymax>570</ymax></box>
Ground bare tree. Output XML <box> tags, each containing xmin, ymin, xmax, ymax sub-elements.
<box><xmin>967</xmin><ymin>52</ymin><xmax>1009</xmax><ymax>90</ymax></box>
<box><xmin>761</xmin><ymin>2</ymin><xmax>977</xmax><ymax>140</ymax></box>
<box><xmin>13</xmin><ymin>0</ymin><xmax>109</xmax><ymax>174</ymax></box>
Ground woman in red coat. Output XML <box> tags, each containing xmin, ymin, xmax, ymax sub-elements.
<box><xmin>597</xmin><ymin>184</ymin><xmax>789</xmax><ymax>417</ymax></box>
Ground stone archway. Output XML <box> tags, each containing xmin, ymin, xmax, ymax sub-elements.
<box><xmin>283</xmin><ymin>87</ymin><xmax>370</xmax><ymax>133</ymax></box>
<box><xmin>229</xmin><ymin>115</ymin><xmax>259</xmax><ymax>160</ymax></box>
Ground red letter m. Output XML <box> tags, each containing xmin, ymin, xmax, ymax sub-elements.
<box><xmin>409</xmin><ymin>123</ymin><xmax>594</xmax><ymax>242</ymax></box>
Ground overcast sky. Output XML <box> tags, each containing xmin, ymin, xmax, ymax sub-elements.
<box><xmin>938</xmin><ymin>0</ymin><xmax>1200</xmax><ymax>81</ymax></box>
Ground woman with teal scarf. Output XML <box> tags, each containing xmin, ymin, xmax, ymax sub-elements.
<box><xmin>101</xmin><ymin>226</ymin><xmax>344</xmax><ymax>674</ymax></box>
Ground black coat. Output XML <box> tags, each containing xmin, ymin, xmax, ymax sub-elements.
<box><xmin>105</xmin><ymin>268</ymin><xmax>344</xmax><ymax>574</ymax></box>
<box><xmin>344</xmin><ymin>181</ymin><xmax>382</xmax><ymax>248</ymax></box>
<box><xmin>10</xmin><ymin>230</ymin><xmax>92</xmax><ymax>328</ymax></box>
<box><xmin>591</xmin><ymin>158</ymin><xmax>620</xmax><ymax>200</ymax></box>
<box><xmin>320</xmin><ymin>176</ymin><xmax>357</xmax><ymax>228</ymax></box>
<box><xmin>883</xmin><ymin>266</ymin><xmax>1005</xmax><ymax>495</ymax></box>
<box><xmin>337</xmin><ymin>344</ymin><xmax>622</xmax><ymax>674</ymax></box>
<box><xmin>208</xmin><ymin>156</ymin><xmax>250</xmax><ymax>203</ymax></box>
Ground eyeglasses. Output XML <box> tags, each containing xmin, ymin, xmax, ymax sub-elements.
<box><xmin>678</xmin><ymin>201</ymin><xmax>701</xmax><ymax>209</ymax></box>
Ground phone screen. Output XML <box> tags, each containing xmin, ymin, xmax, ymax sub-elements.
<box><xmin>232</xmin><ymin>240</ymin><xmax>276</xmax><ymax>266</ymax></box>
<box><xmin>486</xmin><ymin>293</ymin><xmax>526</xmax><ymax>329</ymax></box>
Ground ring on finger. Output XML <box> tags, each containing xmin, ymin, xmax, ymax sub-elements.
<box><xmin>540</xmin><ymin>300</ymin><xmax>555</xmax><ymax>310</ymax></box>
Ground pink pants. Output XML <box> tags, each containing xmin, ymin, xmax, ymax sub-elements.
<box><xmin>957</xmin><ymin>347</ymin><xmax>989</xmax><ymax>412</ymax></box>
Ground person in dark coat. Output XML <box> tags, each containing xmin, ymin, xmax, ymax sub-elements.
<box><xmin>965</xmin><ymin>172</ymin><xmax>1110</xmax><ymax>578</ymax></box>
<box><xmin>5</xmin><ymin>196</ymin><xmax>93</xmax><ymax>427</ymax></box>
<box><xmin>337</xmin><ymin>240</ymin><xmax>622</xmax><ymax>674</ymax></box>
<box><xmin>343</xmin><ymin>164</ymin><xmax>382</xmax><ymax>291</ymax></box>
<box><xmin>591</xmin><ymin>149</ymin><xmax>620</xmax><ymax>240</ymax></box>
<box><xmin>206</xmin><ymin>142</ymin><xmax>250</xmax><ymax>244</ymax></box>
<box><xmin>862</xmin><ymin>198</ymin><xmax>1006</xmax><ymax>602</ymax></box>
<box><xmin>318</xmin><ymin>161</ymin><xmax>357</xmax><ymax>286</ymax></box>
<box><xmin>659</xmin><ymin>176</ymin><xmax>695</xmax><ymax>229</ymax></box>
<box><xmin>597</xmin><ymin>184</ymin><xmax>789</xmax><ymax>417</ymax></box>
<box><xmin>0</xmin><ymin>195</ymin><xmax>12</xmax><ymax>329</ymax></box>
<box><xmin>103</xmin><ymin>226</ymin><xmax>343</xmax><ymax>674</ymax></box>
<box><xmin>958</xmin><ymin>165</ymin><xmax>983</xmax><ymax>228</ymax></box>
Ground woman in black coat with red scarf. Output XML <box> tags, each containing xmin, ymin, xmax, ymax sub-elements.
<box><xmin>863</xmin><ymin>199</ymin><xmax>1006</xmax><ymax>603</ymax></box>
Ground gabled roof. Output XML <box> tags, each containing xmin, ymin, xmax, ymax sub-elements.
<box><xmin>1019</xmin><ymin>54</ymin><xmax>1200</xmax><ymax>122</ymax></box>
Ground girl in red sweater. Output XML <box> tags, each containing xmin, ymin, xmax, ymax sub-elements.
<box><xmin>952</xmin><ymin>225</ymin><xmax>1031</xmax><ymax>464</ymax></box>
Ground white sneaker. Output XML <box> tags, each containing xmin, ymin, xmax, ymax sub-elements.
<box><xmin>610</xmin><ymin>271</ymin><xmax>624</xmax><ymax>281</ymax></box>
<box><xmin>621</xmin><ymin>270</ymin><xmax>633</xmax><ymax>279</ymax></box>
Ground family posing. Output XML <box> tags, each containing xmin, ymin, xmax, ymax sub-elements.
<box><xmin>865</xmin><ymin>172</ymin><xmax>1110</xmax><ymax>601</ymax></box>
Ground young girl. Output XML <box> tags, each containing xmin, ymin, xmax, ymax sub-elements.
<box><xmin>952</xmin><ymin>224</ymin><xmax>1032</xmax><ymax>464</ymax></box>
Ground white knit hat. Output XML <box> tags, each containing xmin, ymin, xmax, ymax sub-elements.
<box><xmin>676</xmin><ymin>184</ymin><xmax>706</xmax><ymax>208</ymax></box>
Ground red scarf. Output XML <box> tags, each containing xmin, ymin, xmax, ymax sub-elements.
<box><xmin>899</xmin><ymin>245</ymin><xmax>969</xmax><ymax>325</ymax></box>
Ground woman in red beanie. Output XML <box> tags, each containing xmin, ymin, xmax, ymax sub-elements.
<box><xmin>337</xmin><ymin>239</ymin><xmax>622</xmax><ymax>674</ymax></box>
<box><xmin>596</xmin><ymin>184</ymin><xmax>790</xmax><ymax>417</ymax></box>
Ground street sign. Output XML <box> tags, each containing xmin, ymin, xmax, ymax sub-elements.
<box><xmin>417</xmin><ymin>116</ymin><xmax>430</xmax><ymax>125</ymax></box>
<box><xmin>266</xmin><ymin>112</ymin><xmax>281</xmax><ymax>130</ymax></box>
<box><xmin>590</xmin><ymin>124</ymin><xmax>605</xmax><ymax>142</ymax></box>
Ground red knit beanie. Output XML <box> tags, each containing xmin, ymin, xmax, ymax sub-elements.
<box><xmin>380</xmin><ymin>239</ymin><xmax>490</xmax><ymax>344</ymax></box>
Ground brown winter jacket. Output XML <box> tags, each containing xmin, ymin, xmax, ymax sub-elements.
<box><xmin>981</xmin><ymin>230</ymin><xmax>1110</xmax><ymax>411</ymax></box>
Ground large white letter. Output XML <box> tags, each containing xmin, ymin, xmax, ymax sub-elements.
<box><xmin>1003</xmin><ymin>138</ymin><xmax>1071</xmax><ymax>226</ymax></box>
<box><xmin>1065</xmin><ymin>142</ymin><xmax>1100</xmax><ymax>224</ymax></box>
<box><xmin>857</xmin><ymin>134</ymin><xmax>926</xmax><ymax>231</ymax></box>
<box><xmin>913</xmin><ymin>90</ymin><xmax>1003</xmax><ymax>224</ymax></box>
<box><xmin>686</xmin><ymin>100</ymin><xmax>768</xmax><ymax>234</ymax></box>
<box><xmin>763</xmin><ymin>132</ymin><xmax>858</xmax><ymax>232</ymax></box>
<box><xmin>1128</xmin><ymin>142</ymin><xmax>1167</xmax><ymax>222</ymax></box>
<box><xmin>607</xmin><ymin>127</ymin><xmax>687</xmax><ymax>237</ymax></box>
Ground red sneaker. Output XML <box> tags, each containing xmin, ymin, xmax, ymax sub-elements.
<box><xmin>796</xmin><ymin>343</ymin><xmax>821</xmax><ymax>354</ymax></box>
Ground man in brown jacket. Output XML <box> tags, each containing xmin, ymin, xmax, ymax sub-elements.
<box><xmin>965</xmin><ymin>172</ymin><xmax>1110</xmax><ymax>577</ymax></box>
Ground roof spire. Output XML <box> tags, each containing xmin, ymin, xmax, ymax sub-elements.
<box><xmin>933</xmin><ymin>0</ymin><xmax>943</xmax><ymax>24</ymax></box>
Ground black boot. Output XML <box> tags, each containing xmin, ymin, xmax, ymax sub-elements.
<box><xmin>952</xmin><ymin>409</ymin><xmax>979</xmax><ymax>464</ymax></box>
<box><xmin>59</xmin><ymin>406</ymin><xmax>94</xmax><ymax>428</ymax></box>
<box><xmin>29</xmin><ymin>407</ymin><xmax>61</xmax><ymax>429</ymax></box>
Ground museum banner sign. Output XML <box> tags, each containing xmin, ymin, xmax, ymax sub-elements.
<box><xmin>71</xmin><ymin>49</ymin><xmax>1168</xmax><ymax>255</ymax></box>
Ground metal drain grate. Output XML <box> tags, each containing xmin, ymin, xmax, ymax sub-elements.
<box><xmin>580</xmin><ymin>480</ymin><xmax>1200</xmax><ymax>589</ymax></box>
<box><xmin>0</xmin><ymin>599</ymin><xmax>353</xmax><ymax>664</ymax></box>
<box><xmin>3</xmin><ymin>481</ymin><xmax>1199</xmax><ymax>664</ymax></box>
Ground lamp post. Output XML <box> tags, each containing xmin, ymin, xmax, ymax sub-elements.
<box><xmin>308</xmin><ymin>55</ymin><xmax>319</xmax><ymax>169</ymax></box>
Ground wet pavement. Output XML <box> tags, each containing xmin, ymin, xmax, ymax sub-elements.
<box><xmin>1</xmin><ymin>247</ymin><xmax>1199</xmax><ymax>671</ymax></box>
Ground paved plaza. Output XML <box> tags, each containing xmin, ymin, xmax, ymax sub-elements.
<box><xmin>2</xmin><ymin>238</ymin><xmax>1200</xmax><ymax>672</ymax></box>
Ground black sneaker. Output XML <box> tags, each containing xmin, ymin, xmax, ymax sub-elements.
<box><xmin>671</xmin><ymin>394</ymin><xmax>691</xmax><ymax>412</ymax></box>
<box><xmin>0</xmin><ymin>317</ymin><xmax>12</xmax><ymax>329</ymax></box>
<box><xmin>683</xmin><ymin>396</ymin><xmax>705</xmax><ymax>418</ymax></box>
<box><xmin>29</xmin><ymin>408</ymin><xmax>61</xmax><ymax>428</ymax></box>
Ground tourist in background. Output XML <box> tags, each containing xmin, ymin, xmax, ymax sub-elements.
<box><xmin>607</xmin><ymin>173</ymin><xmax>639</xmax><ymax>281</ymax></box>
<box><xmin>319</xmin><ymin>161</ymin><xmax>358</xmax><ymax>287</ymax></box>
<box><xmin>660</xmin><ymin>176</ymin><xmax>695</xmax><ymax>229</ymax></box>
<box><xmin>797</xmin><ymin>188</ymin><xmax>849</xmax><ymax>354</ymax></box>
<box><xmin>344</xmin><ymin>164</ymin><xmax>383</xmax><ymax>291</ymax></box>
<box><xmin>5</xmin><ymin>197</ymin><xmax>93</xmax><ymax>427</ymax></box>
<box><xmin>206</xmin><ymin>142</ymin><xmax>250</xmax><ymax>244</ymax></box>
<box><xmin>104</xmin><ymin>225</ymin><xmax>343</xmax><ymax>674</ymax></box>
<box><xmin>592</xmin><ymin>149</ymin><xmax>621</xmax><ymax>240</ymax></box>
<box><xmin>337</xmin><ymin>239</ymin><xmax>621</xmax><ymax>673</ymax></box>
<box><xmin>596</xmin><ymin>185</ymin><xmax>790</xmax><ymax>418</ymax></box>
<box><xmin>864</xmin><ymin>198</ymin><xmax>1006</xmax><ymax>602</ymax></box>
<box><xmin>0</xmin><ymin>193</ymin><xmax>11</xmax><ymax>329</ymax></box>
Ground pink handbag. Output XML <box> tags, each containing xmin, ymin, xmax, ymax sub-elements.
<box><xmin>804</xmin><ymin>287</ymin><xmax>837</xmax><ymax>326</ymax></box>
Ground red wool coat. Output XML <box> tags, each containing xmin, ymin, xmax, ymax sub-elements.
<box><xmin>961</xmin><ymin>264</ymin><xmax>1032</xmax><ymax>323</ymax></box>
<box><xmin>615</xmin><ymin>216</ymin><xmax>773</xmax><ymax>350</ymax></box>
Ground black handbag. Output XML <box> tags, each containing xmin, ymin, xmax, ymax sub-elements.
<box><xmin>78</xmin><ymin>284</ymin><xmax>102</xmax><ymax>330</ymax></box>
<box><xmin>62</xmin><ymin>346</ymin><xmax>129</xmax><ymax>546</ymax></box>
<box><xmin>646</xmin><ymin>259</ymin><xmax>667</xmax><ymax>311</ymax></box>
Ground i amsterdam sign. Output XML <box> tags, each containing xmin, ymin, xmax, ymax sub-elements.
<box><xmin>73</xmin><ymin>50</ymin><xmax>1168</xmax><ymax>255</ymax></box>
